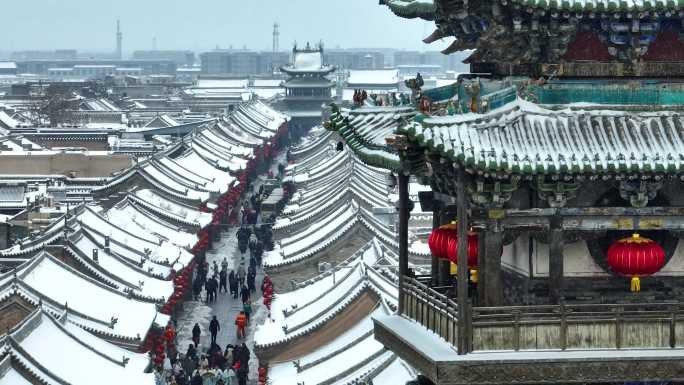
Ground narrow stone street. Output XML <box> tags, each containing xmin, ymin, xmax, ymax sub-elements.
<box><xmin>175</xmin><ymin>174</ymin><xmax>274</xmax><ymax>383</ymax></box>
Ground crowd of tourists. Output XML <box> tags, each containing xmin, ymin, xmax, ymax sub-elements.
<box><xmin>152</xmin><ymin>187</ymin><xmax>278</xmax><ymax>385</ymax></box>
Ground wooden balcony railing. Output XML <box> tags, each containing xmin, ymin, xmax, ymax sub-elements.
<box><xmin>400</xmin><ymin>279</ymin><xmax>684</xmax><ymax>353</ymax></box>
<box><xmin>471</xmin><ymin>302</ymin><xmax>684</xmax><ymax>351</ymax></box>
<box><xmin>401</xmin><ymin>276</ymin><xmax>459</xmax><ymax>347</ymax></box>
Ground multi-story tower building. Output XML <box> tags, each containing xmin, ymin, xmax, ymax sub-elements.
<box><xmin>280</xmin><ymin>42</ymin><xmax>334</xmax><ymax>136</ymax></box>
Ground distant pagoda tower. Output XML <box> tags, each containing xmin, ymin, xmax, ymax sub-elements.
<box><xmin>280</xmin><ymin>42</ymin><xmax>335</xmax><ymax>135</ymax></box>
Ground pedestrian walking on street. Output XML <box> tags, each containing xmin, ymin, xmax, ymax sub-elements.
<box><xmin>231</xmin><ymin>345</ymin><xmax>241</xmax><ymax>367</ymax></box>
<box><xmin>236</xmin><ymin>365</ymin><xmax>248</xmax><ymax>385</ymax></box>
<box><xmin>192</xmin><ymin>323</ymin><xmax>201</xmax><ymax>348</ymax></box>
<box><xmin>247</xmin><ymin>271</ymin><xmax>256</xmax><ymax>293</ymax></box>
<box><xmin>182</xmin><ymin>352</ymin><xmax>196</xmax><ymax>380</ymax></box>
<box><xmin>185</xmin><ymin>344</ymin><xmax>197</xmax><ymax>362</ymax></box>
<box><xmin>193</xmin><ymin>277</ymin><xmax>203</xmax><ymax>301</ymax></box>
<box><xmin>221</xmin><ymin>257</ymin><xmax>229</xmax><ymax>271</ymax></box>
<box><xmin>243</xmin><ymin>301</ymin><xmax>252</xmax><ymax>322</ymax></box>
<box><xmin>209</xmin><ymin>316</ymin><xmax>220</xmax><ymax>345</ymax></box>
<box><xmin>255</xmin><ymin>242</ymin><xmax>264</xmax><ymax>267</ymax></box>
<box><xmin>238</xmin><ymin>343</ymin><xmax>250</xmax><ymax>369</ymax></box>
<box><xmin>209</xmin><ymin>276</ymin><xmax>219</xmax><ymax>303</ymax></box>
<box><xmin>240</xmin><ymin>285</ymin><xmax>250</xmax><ymax>304</ymax></box>
<box><xmin>224</xmin><ymin>345</ymin><xmax>233</xmax><ymax>368</ymax></box>
<box><xmin>235</xmin><ymin>311</ymin><xmax>247</xmax><ymax>339</ymax></box>
<box><xmin>229</xmin><ymin>271</ymin><xmax>238</xmax><ymax>299</ymax></box>
<box><xmin>204</xmin><ymin>279</ymin><xmax>212</xmax><ymax>303</ymax></box>
<box><xmin>219</xmin><ymin>268</ymin><xmax>228</xmax><ymax>294</ymax></box>
<box><xmin>237</xmin><ymin>264</ymin><xmax>246</xmax><ymax>287</ymax></box>
<box><xmin>211</xmin><ymin>343</ymin><xmax>225</xmax><ymax>369</ymax></box>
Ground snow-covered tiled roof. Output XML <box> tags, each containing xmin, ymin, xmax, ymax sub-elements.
<box><xmin>2</xmin><ymin>252</ymin><xmax>164</xmax><ymax>342</ymax></box>
<box><xmin>0</xmin><ymin>309</ymin><xmax>154</xmax><ymax>385</ymax></box>
<box><xmin>0</xmin><ymin>110</ymin><xmax>18</xmax><ymax>129</ymax></box>
<box><xmin>104</xmin><ymin>200</ymin><xmax>198</xmax><ymax>249</ymax></box>
<box><xmin>257</xmin><ymin>239</ymin><xmax>397</xmax><ymax>347</ymax></box>
<box><xmin>80</xmin><ymin>205</ymin><xmax>193</xmax><ymax>271</ymax></box>
<box><xmin>66</xmin><ymin>229</ymin><xmax>173</xmax><ymax>301</ymax></box>
<box><xmin>257</xmin><ymin>238</ymin><xmax>413</xmax><ymax>385</ymax></box>
<box><xmin>402</xmin><ymin>98</ymin><xmax>684</xmax><ymax>175</ymax></box>
<box><xmin>130</xmin><ymin>189</ymin><xmax>212</xmax><ymax>228</ymax></box>
<box><xmin>327</xmin><ymin>105</ymin><xmax>414</xmax><ymax>171</ymax></box>
<box><xmin>268</xmin><ymin>305</ymin><xmax>414</xmax><ymax>385</ymax></box>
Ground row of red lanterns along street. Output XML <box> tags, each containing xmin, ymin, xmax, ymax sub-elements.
<box><xmin>160</xmin><ymin>262</ymin><xmax>195</xmax><ymax>315</ymax></box>
<box><xmin>262</xmin><ymin>275</ymin><xmax>273</xmax><ymax>314</ymax></box>
<box><xmin>152</xmin><ymin>138</ymin><xmax>282</xmax><ymax>355</ymax></box>
<box><xmin>428</xmin><ymin>225</ymin><xmax>667</xmax><ymax>292</ymax></box>
<box><xmin>258</xmin><ymin>366</ymin><xmax>269</xmax><ymax>385</ymax></box>
<box><xmin>152</xmin><ymin>324</ymin><xmax>176</xmax><ymax>366</ymax></box>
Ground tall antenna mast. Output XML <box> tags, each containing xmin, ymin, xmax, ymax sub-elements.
<box><xmin>116</xmin><ymin>20</ymin><xmax>123</xmax><ymax>60</ymax></box>
<box><xmin>273</xmin><ymin>22</ymin><xmax>280</xmax><ymax>54</ymax></box>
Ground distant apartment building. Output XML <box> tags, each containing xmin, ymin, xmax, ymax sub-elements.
<box><xmin>200</xmin><ymin>51</ymin><xmax>290</xmax><ymax>75</ymax></box>
<box><xmin>324</xmin><ymin>50</ymin><xmax>385</xmax><ymax>70</ymax></box>
<box><xmin>11</xmin><ymin>50</ymin><xmax>78</xmax><ymax>61</ymax></box>
<box><xmin>393</xmin><ymin>50</ymin><xmax>469</xmax><ymax>73</ymax></box>
<box><xmin>0</xmin><ymin>62</ymin><xmax>17</xmax><ymax>75</ymax></box>
<box><xmin>16</xmin><ymin>60</ymin><xmax>177</xmax><ymax>76</ymax></box>
<box><xmin>132</xmin><ymin>50</ymin><xmax>195</xmax><ymax>66</ymax></box>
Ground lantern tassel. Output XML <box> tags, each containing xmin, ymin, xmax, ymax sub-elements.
<box><xmin>470</xmin><ymin>268</ymin><xmax>478</xmax><ymax>283</ymax></box>
<box><xmin>630</xmin><ymin>276</ymin><xmax>641</xmax><ymax>292</ymax></box>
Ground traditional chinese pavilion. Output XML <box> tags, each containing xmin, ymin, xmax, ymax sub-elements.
<box><xmin>324</xmin><ymin>0</ymin><xmax>684</xmax><ymax>384</ymax></box>
<box><xmin>280</xmin><ymin>42</ymin><xmax>335</xmax><ymax>137</ymax></box>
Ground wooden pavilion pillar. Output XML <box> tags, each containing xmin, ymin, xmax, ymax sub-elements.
<box><xmin>456</xmin><ymin>167</ymin><xmax>471</xmax><ymax>354</ymax></box>
<box><xmin>549</xmin><ymin>214</ymin><xmax>564</xmax><ymax>304</ymax></box>
<box><xmin>483</xmin><ymin>219</ymin><xmax>504</xmax><ymax>307</ymax></box>
<box><xmin>397</xmin><ymin>171</ymin><xmax>410</xmax><ymax>314</ymax></box>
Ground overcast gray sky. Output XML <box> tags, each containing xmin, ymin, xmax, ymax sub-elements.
<box><xmin>1</xmin><ymin>0</ymin><xmax>448</xmax><ymax>53</ymax></box>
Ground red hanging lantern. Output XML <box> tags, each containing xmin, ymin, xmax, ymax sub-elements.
<box><xmin>607</xmin><ymin>233</ymin><xmax>665</xmax><ymax>292</ymax></box>
<box><xmin>446</xmin><ymin>232</ymin><xmax>479</xmax><ymax>268</ymax></box>
<box><xmin>428</xmin><ymin>225</ymin><xmax>457</xmax><ymax>259</ymax></box>
<box><xmin>428</xmin><ymin>228</ymin><xmax>447</xmax><ymax>259</ymax></box>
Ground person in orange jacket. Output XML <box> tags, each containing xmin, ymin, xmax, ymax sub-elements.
<box><xmin>235</xmin><ymin>311</ymin><xmax>247</xmax><ymax>339</ymax></box>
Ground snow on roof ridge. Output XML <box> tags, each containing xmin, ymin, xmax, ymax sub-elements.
<box><xmin>0</xmin><ymin>274</ymin><xmax>130</xmax><ymax>341</ymax></box>
<box><xmin>292</xmin><ymin>241</ymin><xmax>375</xmax><ymax>289</ymax></box>
<box><xmin>264</xmin><ymin>204</ymin><xmax>360</xmax><ymax>268</ymax></box>
<box><xmin>255</xmin><ymin>245</ymin><xmax>397</xmax><ymax>349</ymax></box>
<box><xmin>3</xmin><ymin>336</ymin><xmax>73</xmax><ymax>385</ymax></box>
<box><xmin>17</xmin><ymin>251</ymin><xmax>135</xmax><ymax>304</ymax></box>
<box><xmin>70</xmin><ymin>228</ymin><xmax>170</xmax><ymax>284</ymax></box>
<box><xmin>127</xmin><ymin>193</ymin><xmax>207</xmax><ymax>229</ymax></box>
<box><xmin>287</xmin><ymin>263</ymin><xmax>364</xmax><ymax>319</ymax></box>
<box><xmin>81</xmin><ymin>205</ymin><xmax>161</xmax><ymax>248</ymax></box>
<box><xmin>63</xmin><ymin>239</ymin><xmax>124</xmax><ymax>293</ymax></box>
<box><xmin>254</xmin><ymin>281</ymin><xmax>369</xmax><ymax>349</ymax></box>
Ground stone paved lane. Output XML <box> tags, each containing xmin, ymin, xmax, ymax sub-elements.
<box><xmin>175</xmin><ymin>194</ymin><xmax>266</xmax><ymax>383</ymax></box>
